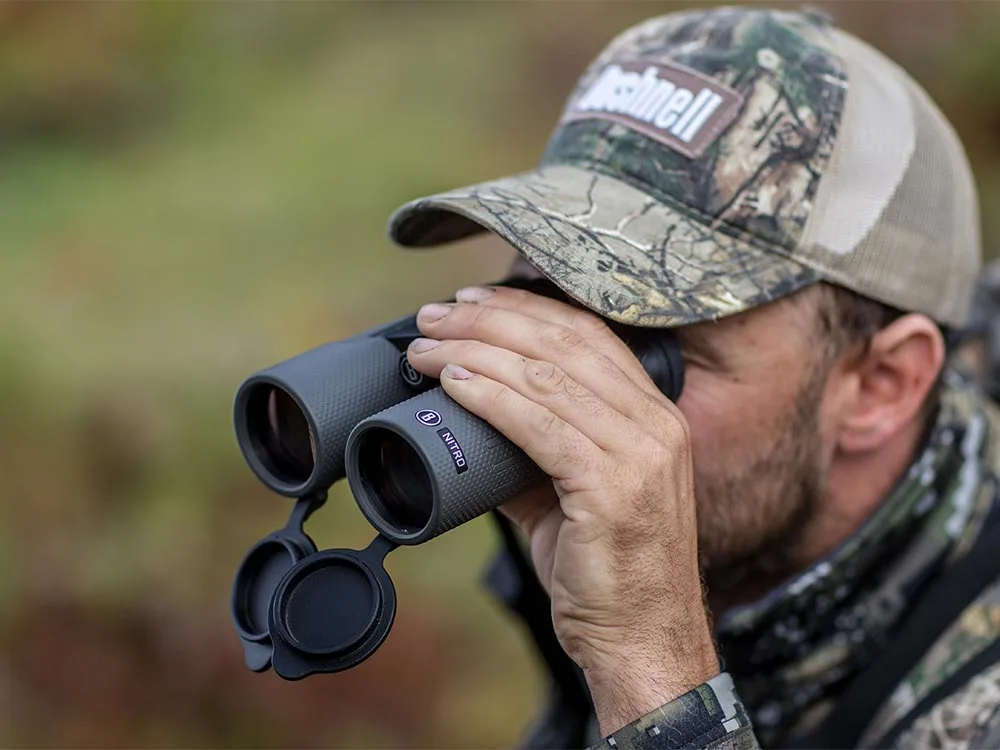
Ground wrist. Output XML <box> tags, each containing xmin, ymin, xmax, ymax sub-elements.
<box><xmin>583</xmin><ymin>631</ymin><xmax>719</xmax><ymax>734</ymax></box>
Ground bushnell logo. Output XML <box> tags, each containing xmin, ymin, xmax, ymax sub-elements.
<box><xmin>563</xmin><ymin>60</ymin><xmax>744</xmax><ymax>158</ymax></box>
<box><xmin>415</xmin><ymin>409</ymin><xmax>443</xmax><ymax>427</ymax></box>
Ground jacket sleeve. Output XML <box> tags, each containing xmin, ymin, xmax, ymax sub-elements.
<box><xmin>587</xmin><ymin>673</ymin><xmax>759</xmax><ymax>750</ymax></box>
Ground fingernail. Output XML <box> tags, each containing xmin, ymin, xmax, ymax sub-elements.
<box><xmin>419</xmin><ymin>303</ymin><xmax>453</xmax><ymax>322</ymax></box>
<box><xmin>443</xmin><ymin>364</ymin><xmax>474</xmax><ymax>380</ymax></box>
<box><xmin>409</xmin><ymin>337</ymin><xmax>441</xmax><ymax>353</ymax></box>
<box><xmin>455</xmin><ymin>286</ymin><xmax>495</xmax><ymax>303</ymax></box>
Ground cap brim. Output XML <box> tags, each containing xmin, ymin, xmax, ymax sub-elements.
<box><xmin>389</xmin><ymin>164</ymin><xmax>820</xmax><ymax>328</ymax></box>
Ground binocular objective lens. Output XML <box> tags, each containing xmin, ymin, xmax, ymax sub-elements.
<box><xmin>246</xmin><ymin>385</ymin><xmax>316</xmax><ymax>485</ymax></box>
<box><xmin>357</xmin><ymin>430</ymin><xmax>433</xmax><ymax>534</ymax></box>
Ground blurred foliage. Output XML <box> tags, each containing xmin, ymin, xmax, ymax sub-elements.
<box><xmin>2</xmin><ymin>2</ymin><xmax>1000</xmax><ymax>748</ymax></box>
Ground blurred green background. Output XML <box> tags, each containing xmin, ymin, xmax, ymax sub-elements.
<box><xmin>3</xmin><ymin>2</ymin><xmax>1000</xmax><ymax>747</ymax></box>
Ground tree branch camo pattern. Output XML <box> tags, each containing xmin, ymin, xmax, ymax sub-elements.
<box><xmin>391</xmin><ymin>165</ymin><xmax>820</xmax><ymax>328</ymax></box>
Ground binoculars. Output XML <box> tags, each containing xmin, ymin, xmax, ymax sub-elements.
<box><xmin>230</xmin><ymin>277</ymin><xmax>685</xmax><ymax>679</ymax></box>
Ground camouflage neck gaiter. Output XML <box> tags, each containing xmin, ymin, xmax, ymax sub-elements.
<box><xmin>715</xmin><ymin>371</ymin><xmax>998</xmax><ymax>746</ymax></box>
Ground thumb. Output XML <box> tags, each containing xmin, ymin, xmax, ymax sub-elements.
<box><xmin>499</xmin><ymin>481</ymin><xmax>559</xmax><ymax>536</ymax></box>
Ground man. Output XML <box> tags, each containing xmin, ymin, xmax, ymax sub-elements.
<box><xmin>393</xmin><ymin>7</ymin><xmax>1000</xmax><ymax>749</ymax></box>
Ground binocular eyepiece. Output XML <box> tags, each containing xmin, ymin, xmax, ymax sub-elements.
<box><xmin>234</xmin><ymin>279</ymin><xmax>684</xmax><ymax>544</ymax></box>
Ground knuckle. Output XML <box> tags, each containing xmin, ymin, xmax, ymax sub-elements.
<box><xmin>545</xmin><ymin>446</ymin><xmax>580</xmax><ymax>480</ymax></box>
<box><xmin>640</xmin><ymin>391</ymin><xmax>690</xmax><ymax>440</ymax></box>
<box><xmin>524</xmin><ymin>359</ymin><xmax>568</xmax><ymax>396</ymax></box>
<box><xmin>642</xmin><ymin>438</ymin><xmax>674</xmax><ymax>469</ymax></box>
<box><xmin>660</xmin><ymin>405</ymin><xmax>692</xmax><ymax>446</ymax></box>
<box><xmin>573</xmin><ymin>308</ymin><xmax>615</xmax><ymax>341</ymax></box>
<box><xmin>487</xmin><ymin>385</ymin><xmax>510</xmax><ymax>412</ymax></box>
<box><xmin>528</xmin><ymin>406</ymin><xmax>560</xmax><ymax>436</ymax></box>
<box><xmin>540</xmin><ymin>323</ymin><xmax>586</xmax><ymax>356</ymax></box>
<box><xmin>557</xmin><ymin>459</ymin><xmax>605</xmax><ymax>494</ymax></box>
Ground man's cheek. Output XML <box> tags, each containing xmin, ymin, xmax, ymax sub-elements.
<box><xmin>676</xmin><ymin>370</ymin><xmax>731</xmax><ymax>431</ymax></box>
<box><xmin>677</xmin><ymin>379</ymin><xmax>729</xmax><ymax>468</ymax></box>
<box><xmin>677</xmin><ymin>371</ymin><xmax>770</xmax><ymax>463</ymax></box>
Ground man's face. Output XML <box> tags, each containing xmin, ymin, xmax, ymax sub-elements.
<box><xmin>507</xmin><ymin>257</ymin><xmax>837</xmax><ymax>586</ymax></box>
<box><xmin>673</xmin><ymin>292</ymin><xmax>836</xmax><ymax>587</ymax></box>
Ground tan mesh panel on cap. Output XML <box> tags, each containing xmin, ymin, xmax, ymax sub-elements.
<box><xmin>799</xmin><ymin>30</ymin><xmax>981</xmax><ymax>328</ymax></box>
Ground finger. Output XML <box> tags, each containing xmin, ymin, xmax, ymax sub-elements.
<box><xmin>417</xmin><ymin>301</ymin><xmax>664</xmax><ymax>424</ymax></box>
<box><xmin>407</xmin><ymin>337</ymin><xmax>635</xmax><ymax>448</ymax></box>
<box><xmin>458</xmin><ymin>285</ymin><xmax>660</xmax><ymax>396</ymax></box>
<box><xmin>437</xmin><ymin>364</ymin><xmax>601</xmax><ymax>482</ymax></box>
<box><xmin>472</xmin><ymin>286</ymin><xmax>691</xmax><ymax>434</ymax></box>
<box><xmin>500</xmin><ymin>487</ymin><xmax>562</xmax><ymax>592</ymax></box>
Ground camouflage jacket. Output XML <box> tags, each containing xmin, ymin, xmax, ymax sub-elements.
<box><xmin>583</xmin><ymin>371</ymin><xmax>1000</xmax><ymax>750</ymax></box>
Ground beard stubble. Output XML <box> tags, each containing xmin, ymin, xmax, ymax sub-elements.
<box><xmin>697</xmin><ymin>361</ymin><xmax>830</xmax><ymax>600</ymax></box>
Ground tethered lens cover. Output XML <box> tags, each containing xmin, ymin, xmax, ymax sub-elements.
<box><xmin>230</xmin><ymin>493</ymin><xmax>399</xmax><ymax>679</ymax></box>
<box><xmin>269</xmin><ymin>535</ymin><xmax>397</xmax><ymax>679</ymax></box>
<box><xmin>233</xmin><ymin>536</ymin><xmax>316</xmax><ymax>671</ymax></box>
<box><xmin>231</xmin><ymin>493</ymin><xmax>326</xmax><ymax>672</ymax></box>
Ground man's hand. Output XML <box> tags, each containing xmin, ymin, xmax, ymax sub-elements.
<box><xmin>406</xmin><ymin>285</ymin><xmax>719</xmax><ymax>734</ymax></box>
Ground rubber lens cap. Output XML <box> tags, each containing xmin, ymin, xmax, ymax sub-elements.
<box><xmin>232</xmin><ymin>537</ymin><xmax>305</xmax><ymax>641</ymax></box>
<box><xmin>275</xmin><ymin>554</ymin><xmax>381</xmax><ymax>656</ymax></box>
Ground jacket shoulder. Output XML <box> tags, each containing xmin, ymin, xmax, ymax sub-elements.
<box><xmin>893</xmin><ymin>660</ymin><xmax>1000</xmax><ymax>748</ymax></box>
<box><xmin>863</xmin><ymin>577</ymin><xmax>1000</xmax><ymax>747</ymax></box>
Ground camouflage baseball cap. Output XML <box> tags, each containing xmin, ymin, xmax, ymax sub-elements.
<box><xmin>389</xmin><ymin>7</ymin><xmax>981</xmax><ymax>328</ymax></box>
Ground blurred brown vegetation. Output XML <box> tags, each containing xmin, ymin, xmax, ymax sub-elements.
<box><xmin>2</xmin><ymin>2</ymin><xmax>1000</xmax><ymax>748</ymax></box>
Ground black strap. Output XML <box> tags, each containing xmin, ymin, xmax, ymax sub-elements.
<box><xmin>793</xmin><ymin>518</ymin><xmax>1000</xmax><ymax>749</ymax></box>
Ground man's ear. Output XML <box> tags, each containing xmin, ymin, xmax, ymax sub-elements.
<box><xmin>837</xmin><ymin>314</ymin><xmax>945</xmax><ymax>453</ymax></box>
